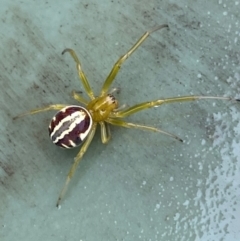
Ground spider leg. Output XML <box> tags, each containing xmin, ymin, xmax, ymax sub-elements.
<box><xmin>109</xmin><ymin>87</ymin><xmax>121</xmax><ymax>95</ymax></box>
<box><xmin>100</xmin><ymin>24</ymin><xmax>168</xmax><ymax>96</ymax></box>
<box><xmin>62</xmin><ymin>49</ymin><xmax>95</xmax><ymax>100</ymax></box>
<box><xmin>106</xmin><ymin>118</ymin><xmax>183</xmax><ymax>142</ymax></box>
<box><xmin>56</xmin><ymin>123</ymin><xmax>97</xmax><ymax>207</ymax></box>
<box><xmin>114</xmin><ymin>104</ymin><xmax>128</xmax><ymax>112</ymax></box>
<box><xmin>100</xmin><ymin>121</ymin><xmax>111</xmax><ymax>144</ymax></box>
<box><xmin>71</xmin><ymin>90</ymin><xmax>89</xmax><ymax>105</ymax></box>
<box><xmin>13</xmin><ymin>104</ymin><xmax>68</xmax><ymax>120</ymax></box>
<box><xmin>112</xmin><ymin>95</ymin><xmax>240</xmax><ymax>118</ymax></box>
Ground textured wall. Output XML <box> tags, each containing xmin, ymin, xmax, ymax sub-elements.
<box><xmin>1</xmin><ymin>1</ymin><xmax>240</xmax><ymax>240</ymax></box>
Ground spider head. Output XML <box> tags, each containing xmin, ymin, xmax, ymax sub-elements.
<box><xmin>87</xmin><ymin>94</ymin><xmax>118</xmax><ymax>122</ymax></box>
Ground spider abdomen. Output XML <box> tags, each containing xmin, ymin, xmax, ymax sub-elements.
<box><xmin>48</xmin><ymin>106</ymin><xmax>92</xmax><ymax>149</ymax></box>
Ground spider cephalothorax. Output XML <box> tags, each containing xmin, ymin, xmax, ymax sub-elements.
<box><xmin>15</xmin><ymin>24</ymin><xmax>239</xmax><ymax>207</ymax></box>
<box><xmin>87</xmin><ymin>93</ymin><xmax>118</xmax><ymax>122</ymax></box>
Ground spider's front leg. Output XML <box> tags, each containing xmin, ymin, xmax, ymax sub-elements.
<box><xmin>100</xmin><ymin>24</ymin><xmax>169</xmax><ymax>95</ymax></box>
<box><xmin>13</xmin><ymin>104</ymin><xmax>68</xmax><ymax>120</ymax></box>
<box><xmin>71</xmin><ymin>90</ymin><xmax>89</xmax><ymax>105</ymax></box>
<box><xmin>107</xmin><ymin>95</ymin><xmax>239</xmax><ymax>142</ymax></box>
<box><xmin>56</xmin><ymin>123</ymin><xmax>97</xmax><ymax>207</ymax></box>
<box><xmin>62</xmin><ymin>49</ymin><xmax>95</xmax><ymax>100</ymax></box>
<box><xmin>111</xmin><ymin>95</ymin><xmax>240</xmax><ymax>118</ymax></box>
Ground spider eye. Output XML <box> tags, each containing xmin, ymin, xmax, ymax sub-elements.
<box><xmin>49</xmin><ymin>105</ymin><xmax>93</xmax><ymax>149</ymax></box>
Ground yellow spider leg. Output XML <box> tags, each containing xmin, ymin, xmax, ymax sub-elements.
<box><xmin>106</xmin><ymin>118</ymin><xmax>183</xmax><ymax>142</ymax></box>
<box><xmin>114</xmin><ymin>104</ymin><xmax>127</xmax><ymax>112</ymax></box>
<box><xmin>112</xmin><ymin>96</ymin><xmax>239</xmax><ymax>118</ymax></box>
<box><xmin>56</xmin><ymin>123</ymin><xmax>97</xmax><ymax>207</ymax></box>
<box><xmin>100</xmin><ymin>24</ymin><xmax>169</xmax><ymax>96</ymax></box>
<box><xmin>100</xmin><ymin>121</ymin><xmax>111</xmax><ymax>144</ymax></box>
<box><xmin>71</xmin><ymin>90</ymin><xmax>89</xmax><ymax>105</ymax></box>
<box><xmin>108</xmin><ymin>87</ymin><xmax>121</xmax><ymax>95</ymax></box>
<box><xmin>13</xmin><ymin>104</ymin><xmax>68</xmax><ymax>120</ymax></box>
<box><xmin>62</xmin><ymin>49</ymin><xmax>95</xmax><ymax>100</ymax></box>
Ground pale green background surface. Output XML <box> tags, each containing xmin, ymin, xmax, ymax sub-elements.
<box><xmin>1</xmin><ymin>1</ymin><xmax>240</xmax><ymax>241</ymax></box>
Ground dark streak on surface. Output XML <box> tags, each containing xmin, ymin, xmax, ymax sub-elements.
<box><xmin>0</xmin><ymin>161</ymin><xmax>14</xmax><ymax>177</ymax></box>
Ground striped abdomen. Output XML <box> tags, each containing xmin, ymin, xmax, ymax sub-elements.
<box><xmin>49</xmin><ymin>106</ymin><xmax>92</xmax><ymax>149</ymax></box>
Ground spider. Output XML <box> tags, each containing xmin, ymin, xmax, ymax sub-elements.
<box><xmin>14</xmin><ymin>24</ymin><xmax>239</xmax><ymax>207</ymax></box>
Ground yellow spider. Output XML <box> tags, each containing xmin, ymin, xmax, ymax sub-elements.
<box><xmin>14</xmin><ymin>24</ymin><xmax>239</xmax><ymax>207</ymax></box>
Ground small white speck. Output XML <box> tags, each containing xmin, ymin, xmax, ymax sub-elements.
<box><xmin>156</xmin><ymin>204</ymin><xmax>160</xmax><ymax>209</ymax></box>
<box><xmin>236</xmin><ymin>1</ymin><xmax>239</xmax><ymax>5</ymax></box>
<box><xmin>142</xmin><ymin>180</ymin><xmax>146</xmax><ymax>185</ymax></box>
<box><xmin>197</xmin><ymin>73</ymin><xmax>202</xmax><ymax>78</ymax></box>
<box><xmin>183</xmin><ymin>200</ymin><xmax>189</xmax><ymax>206</ymax></box>
<box><xmin>223</xmin><ymin>11</ymin><xmax>228</xmax><ymax>16</ymax></box>
<box><xmin>170</xmin><ymin>176</ymin><xmax>174</xmax><ymax>181</ymax></box>
<box><xmin>115</xmin><ymin>42</ymin><xmax>119</xmax><ymax>46</ymax></box>
<box><xmin>226</xmin><ymin>76</ymin><xmax>232</xmax><ymax>83</ymax></box>
<box><xmin>207</xmin><ymin>11</ymin><xmax>211</xmax><ymax>15</ymax></box>
<box><xmin>201</xmin><ymin>139</ymin><xmax>206</xmax><ymax>145</ymax></box>
<box><xmin>174</xmin><ymin>213</ymin><xmax>180</xmax><ymax>221</ymax></box>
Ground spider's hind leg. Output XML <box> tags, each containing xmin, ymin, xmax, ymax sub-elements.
<box><xmin>56</xmin><ymin>123</ymin><xmax>97</xmax><ymax>207</ymax></box>
<box><xmin>13</xmin><ymin>104</ymin><xmax>68</xmax><ymax>120</ymax></box>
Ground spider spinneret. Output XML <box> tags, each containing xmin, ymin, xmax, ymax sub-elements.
<box><xmin>14</xmin><ymin>24</ymin><xmax>239</xmax><ymax>207</ymax></box>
